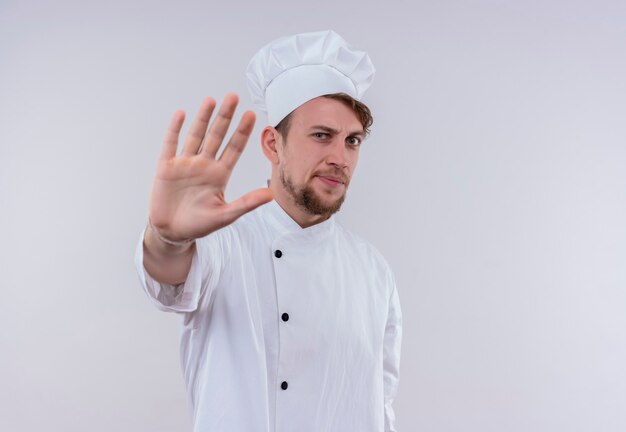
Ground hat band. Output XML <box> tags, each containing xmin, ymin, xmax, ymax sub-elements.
<box><xmin>265</xmin><ymin>64</ymin><xmax>357</xmax><ymax>126</ymax></box>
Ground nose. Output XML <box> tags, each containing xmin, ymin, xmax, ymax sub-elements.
<box><xmin>325</xmin><ymin>138</ymin><xmax>349</xmax><ymax>169</ymax></box>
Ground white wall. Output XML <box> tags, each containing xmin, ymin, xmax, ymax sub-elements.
<box><xmin>1</xmin><ymin>0</ymin><xmax>625</xmax><ymax>430</ymax></box>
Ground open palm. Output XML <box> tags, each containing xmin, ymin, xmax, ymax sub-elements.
<box><xmin>149</xmin><ymin>93</ymin><xmax>273</xmax><ymax>242</ymax></box>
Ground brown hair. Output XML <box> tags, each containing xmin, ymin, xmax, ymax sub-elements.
<box><xmin>275</xmin><ymin>93</ymin><xmax>373</xmax><ymax>139</ymax></box>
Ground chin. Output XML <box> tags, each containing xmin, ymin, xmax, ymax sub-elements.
<box><xmin>301</xmin><ymin>187</ymin><xmax>346</xmax><ymax>216</ymax></box>
<box><xmin>281</xmin><ymin>168</ymin><xmax>347</xmax><ymax>216</ymax></box>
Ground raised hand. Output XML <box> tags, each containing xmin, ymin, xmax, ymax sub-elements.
<box><xmin>148</xmin><ymin>93</ymin><xmax>273</xmax><ymax>244</ymax></box>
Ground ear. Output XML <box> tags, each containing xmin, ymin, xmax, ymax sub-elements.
<box><xmin>261</xmin><ymin>126</ymin><xmax>281</xmax><ymax>165</ymax></box>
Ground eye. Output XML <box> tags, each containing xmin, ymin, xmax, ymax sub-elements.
<box><xmin>346</xmin><ymin>136</ymin><xmax>362</xmax><ymax>147</ymax></box>
<box><xmin>313</xmin><ymin>132</ymin><xmax>329</xmax><ymax>139</ymax></box>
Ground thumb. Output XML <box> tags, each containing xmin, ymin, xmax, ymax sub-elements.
<box><xmin>222</xmin><ymin>188</ymin><xmax>274</xmax><ymax>224</ymax></box>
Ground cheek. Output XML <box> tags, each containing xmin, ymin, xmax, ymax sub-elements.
<box><xmin>291</xmin><ymin>155</ymin><xmax>317</xmax><ymax>177</ymax></box>
<box><xmin>281</xmin><ymin>143</ymin><xmax>325</xmax><ymax>181</ymax></box>
<box><xmin>346</xmin><ymin>152</ymin><xmax>359</xmax><ymax>174</ymax></box>
<box><xmin>280</xmin><ymin>156</ymin><xmax>306</xmax><ymax>183</ymax></box>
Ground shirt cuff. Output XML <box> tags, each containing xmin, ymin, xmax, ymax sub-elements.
<box><xmin>134</xmin><ymin>226</ymin><xmax>204</xmax><ymax>313</ymax></box>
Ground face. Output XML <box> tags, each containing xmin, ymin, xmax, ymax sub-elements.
<box><xmin>275</xmin><ymin>97</ymin><xmax>365</xmax><ymax>217</ymax></box>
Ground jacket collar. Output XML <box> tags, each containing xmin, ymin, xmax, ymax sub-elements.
<box><xmin>261</xmin><ymin>199</ymin><xmax>335</xmax><ymax>241</ymax></box>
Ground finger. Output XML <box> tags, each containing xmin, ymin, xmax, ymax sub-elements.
<box><xmin>218</xmin><ymin>110</ymin><xmax>256</xmax><ymax>170</ymax></box>
<box><xmin>220</xmin><ymin>188</ymin><xmax>274</xmax><ymax>225</ymax></box>
<box><xmin>182</xmin><ymin>97</ymin><xmax>216</xmax><ymax>156</ymax></box>
<box><xmin>202</xmin><ymin>92</ymin><xmax>239</xmax><ymax>158</ymax></box>
<box><xmin>159</xmin><ymin>110</ymin><xmax>185</xmax><ymax>161</ymax></box>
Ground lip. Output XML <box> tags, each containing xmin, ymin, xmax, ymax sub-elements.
<box><xmin>315</xmin><ymin>175</ymin><xmax>346</xmax><ymax>187</ymax></box>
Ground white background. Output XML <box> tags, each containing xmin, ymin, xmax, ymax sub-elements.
<box><xmin>1</xmin><ymin>0</ymin><xmax>625</xmax><ymax>431</ymax></box>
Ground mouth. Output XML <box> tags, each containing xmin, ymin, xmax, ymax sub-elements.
<box><xmin>315</xmin><ymin>174</ymin><xmax>347</xmax><ymax>188</ymax></box>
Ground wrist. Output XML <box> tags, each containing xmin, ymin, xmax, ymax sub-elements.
<box><xmin>146</xmin><ymin>219</ymin><xmax>195</xmax><ymax>250</ymax></box>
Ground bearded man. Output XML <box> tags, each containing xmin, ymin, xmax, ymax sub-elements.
<box><xmin>135</xmin><ymin>30</ymin><xmax>402</xmax><ymax>432</ymax></box>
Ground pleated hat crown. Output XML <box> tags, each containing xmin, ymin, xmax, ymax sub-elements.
<box><xmin>246</xmin><ymin>30</ymin><xmax>375</xmax><ymax>126</ymax></box>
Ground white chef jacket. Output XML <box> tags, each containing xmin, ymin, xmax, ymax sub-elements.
<box><xmin>134</xmin><ymin>200</ymin><xmax>402</xmax><ymax>432</ymax></box>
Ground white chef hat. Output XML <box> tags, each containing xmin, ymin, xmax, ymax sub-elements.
<box><xmin>246</xmin><ymin>30</ymin><xmax>375</xmax><ymax>126</ymax></box>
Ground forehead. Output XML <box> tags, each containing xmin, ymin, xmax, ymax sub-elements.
<box><xmin>289</xmin><ymin>97</ymin><xmax>362</xmax><ymax>131</ymax></box>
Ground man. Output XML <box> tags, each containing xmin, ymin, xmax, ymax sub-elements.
<box><xmin>135</xmin><ymin>30</ymin><xmax>402</xmax><ymax>431</ymax></box>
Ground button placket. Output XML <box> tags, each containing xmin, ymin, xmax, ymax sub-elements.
<box><xmin>273</xmin><ymin>240</ymin><xmax>294</xmax><ymax>411</ymax></box>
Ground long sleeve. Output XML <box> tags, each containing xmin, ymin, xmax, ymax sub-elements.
<box><xmin>383</xmin><ymin>282</ymin><xmax>402</xmax><ymax>431</ymax></box>
<box><xmin>133</xmin><ymin>226</ymin><xmax>222</xmax><ymax>313</ymax></box>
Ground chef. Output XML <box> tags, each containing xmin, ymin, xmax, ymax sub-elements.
<box><xmin>135</xmin><ymin>30</ymin><xmax>402</xmax><ymax>432</ymax></box>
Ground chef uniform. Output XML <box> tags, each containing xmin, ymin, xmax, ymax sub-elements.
<box><xmin>135</xmin><ymin>30</ymin><xmax>402</xmax><ymax>432</ymax></box>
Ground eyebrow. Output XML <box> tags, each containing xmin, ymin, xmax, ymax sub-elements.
<box><xmin>309</xmin><ymin>125</ymin><xmax>366</xmax><ymax>138</ymax></box>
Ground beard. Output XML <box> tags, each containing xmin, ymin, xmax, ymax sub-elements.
<box><xmin>280</xmin><ymin>167</ymin><xmax>347</xmax><ymax>217</ymax></box>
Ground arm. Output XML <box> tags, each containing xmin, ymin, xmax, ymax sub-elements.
<box><xmin>143</xmin><ymin>94</ymin><xmax>273</xmax><ymax>286</ymax></box>
<box><xmin>383</xmin><ymin>284</ymin><xmax>402</xmax><ymax>432</ymax></box>
<box><xmin>143</xmin><ymin>224</ymin><xmax>195</xmax><ymax>286</ymax></box>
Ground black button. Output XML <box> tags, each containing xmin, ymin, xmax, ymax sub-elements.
<box><xmin>281</xmin><ymin>381</ymin><xmax>288</xmax><ymax>390</ymax></box>
<box><xmin>274</xmin><ymin>250</ymin><xmax>283</xmax><ymax>258</ymax></box>
<box><xmin>281</xmin><ymin>313</ymin><xmax>289</xmax><ymax>322</ymax></box>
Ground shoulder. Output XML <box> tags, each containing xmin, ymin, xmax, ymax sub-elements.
<box><xmin>334</xmin><ymin>221</ymin><xmax>394</xmax><ymax>277</ymax></box>
<box><xmin>333</xmin><ymin>222</ymin><xmax>398</xmax><ymax>302</ymax></box>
